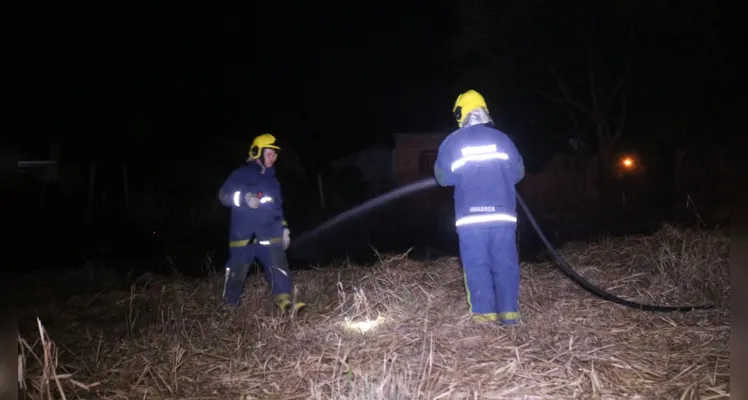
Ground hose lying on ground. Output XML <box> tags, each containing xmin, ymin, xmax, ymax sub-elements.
<box><xmin>515</xmin><ymin>191</ymin><xmax>714</xmax><ymax>312</ymax></box>
<box><xmin>292</xmin><ymin>177</ymin><xmax>715</xmax><ymax>312</ymax></box>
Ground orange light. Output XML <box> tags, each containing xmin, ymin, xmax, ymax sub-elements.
<box><xmin>622</xmin><ymin>157</ymin><xmax>633</xmax><ymax>168</ymax></box>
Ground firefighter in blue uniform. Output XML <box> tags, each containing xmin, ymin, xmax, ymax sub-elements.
<box><xmin>217</xmin><ymin>133</ymin><xmax>305</xmax><ymax>313</ymax></box>
<box><xmin>434</xmin><ymin>90</ymin><xmax>525</xmax><ymax>325</ymax></box>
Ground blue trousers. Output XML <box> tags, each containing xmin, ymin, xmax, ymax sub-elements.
<box><xmin>457</xmin><ymin>225</ymin><xmax>520</xmax><ymax>320</ymax></box>
<box><xmin>223</xmin><ymin>240</ymin><xmax>292</xmax><ymax>306</ymax></box>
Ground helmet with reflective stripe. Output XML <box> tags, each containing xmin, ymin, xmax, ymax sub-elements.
<box><xmin>453</xmin><ymin>90</ymin><xmax>488</xmax><ymax>128</ymax></box>
<box><xmin>249</xmin><ymin>133</ymin><xmax>281</xmax><ymax>159</ymax></box>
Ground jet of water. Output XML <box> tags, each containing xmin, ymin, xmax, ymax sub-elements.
<box><xmin>288</xmin><ymin>177</ymin><xmax>714</xmax><ymax>312</ymax></box>
<box><xmin>289</xmin><ymin>177</ymin><xmax>439</xmax><ymax>252</ymax></box>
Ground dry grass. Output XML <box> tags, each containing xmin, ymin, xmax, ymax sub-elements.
<box><xmin>17</xmin><ymin>224</ymin><xmax>730</xmax><ymax>399</ymax></box>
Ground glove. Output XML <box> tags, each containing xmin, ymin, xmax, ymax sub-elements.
<box><xmin>244</xmin><ymin>193</ymin><xmax>260</xmax><ymax>209</ymax></box>
<box><xmin>282</xmin><ymin>228</ymin><xmax>291</xmax><ymax>250</ymax></box>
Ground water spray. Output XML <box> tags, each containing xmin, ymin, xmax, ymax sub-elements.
<box><xmin>291</xmin><ymin>177</ymin><xmax>438</xmax><ymax>250</ymax></box>
<box><xmin>290</xmin><ymin>178</ymin><xmax>714</xmax><ymax>312</ymax></box>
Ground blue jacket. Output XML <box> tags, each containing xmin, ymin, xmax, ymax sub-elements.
<box><xmin>434</xmin><ymin>123</ymin><xmax>525</xmax><ymax>229</ymax></box>
<box><xmin>218</xmin><ymin>161</ymin><xmax>288</xmax><ymax>241</ymax></box>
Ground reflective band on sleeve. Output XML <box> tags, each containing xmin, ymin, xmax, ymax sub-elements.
<box><xmin>260</xmin><ymin>196</ymin><xmax>273</xmax><ymax>204</ymax></box>
<box><xmin>233</xmin><ymin>191</ymin><xmax>241</xmax><ymax>207</ymax></box>
<box><xmin>229</xmin><ymin>239</ymin><xmax>250</xmax><ymax>247</ymax></box>
<box><xmin>455</xmin><ymin>212</ymin><xmax>517</xmax><ymax>226</ymax></box>
<box><xmin>451</xmin><ymin>144</ymin><xmax>509</xmax><ymax>172</ymax></box>
<box><xmin>250</xmin><ymin>238</ymin><xmax>282</xmax><ymax>246</ymax></box>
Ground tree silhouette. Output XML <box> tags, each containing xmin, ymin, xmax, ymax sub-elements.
<box><xmin>446</xmin><ymin>0</ymin><xmax>725</xmax><ymax>209</ymax></box>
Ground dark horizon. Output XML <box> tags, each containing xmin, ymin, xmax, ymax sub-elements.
<box><xmin>11</xmin><ymin>1</ymin><xmax>737</xmax><ymax>268</ymax></box>
<box><xmin>18</xmin><ymin>1</ymin><xmax>736</xmax><ymax>167</ymax></box>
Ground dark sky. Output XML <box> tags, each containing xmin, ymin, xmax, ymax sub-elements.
<box><xmin>35</xmin><ymin>2</ymin><xmax>458</xmax><ymax>164</ymax></box>
<box><xmin>233</xmin><ymin>2</ymin><xmax>458</xmax><ymax>161</ymax></box>
<box><xmin>32</xmin><ymin>1</ymin><xmax>740</xmax><ymax>167</ymax></box>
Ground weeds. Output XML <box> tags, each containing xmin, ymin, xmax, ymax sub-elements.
<box><xmin>17</xmin><ymin>225</ymin><xmax>730</xmax><ymax>399</ymax></box>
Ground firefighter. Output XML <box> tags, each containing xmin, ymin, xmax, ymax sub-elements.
<box><xmin>433</xmin><ymin>90</ymin><xmax>525</xmax><ymax>325</ymax></box>
<box><xmin>217</xmin><ymin>133</ymin><xmax>305</xmax><ymax>313</ymax></box>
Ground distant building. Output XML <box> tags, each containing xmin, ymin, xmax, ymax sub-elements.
<box><xmin>11</xmin><ymin>142</ymin><xmax>61</xmax><ymax>184</ymax></box>
<box><xmin>326</xmin><ymin>132</ymin><xmax>452</xmax><ymax>189</ymax></box>
<box><xmin>393</xmin><ymin>132</ymin><xmax>449</xmax><ymax>185</ymax></box>
<box><xmin>327</xmin><ymin>144</ymin><xmax>396</xmax><ymax>196</ymax></box>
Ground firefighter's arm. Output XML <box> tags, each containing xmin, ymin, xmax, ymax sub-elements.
<box><xmin>217</xmin><ymin>168</ymin><xmax>259</xmax><ymax>208</ymax></box>
<box><xmin>503</xmin><ymin>136</ymin><xmax>525</xmax><ymax>184</ymax></box>
<box><xmin>434</xmin><ymin>140</ymin><xmax>456</xmax><ymax>187</ymax></box>
<box><xmin>275</xmin><ymin>187</ymin><xmax>291</xmax><ymax>249</ymax></box>
<box><xmin>277</xmin><ymin>188</ymin><xmax>289</xmax><ymax>228</ymax></box>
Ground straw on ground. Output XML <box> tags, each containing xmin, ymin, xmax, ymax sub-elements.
<box><xmin>17</xmin><ymin>224</ymin><xmax>730</xmax><ymax>399</ymax></box>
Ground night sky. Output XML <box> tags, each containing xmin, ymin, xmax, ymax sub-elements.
<box><xmin>36</xmin><ymin>1</ymin><xmax>457</xmax><ymax>164</ymax></box>
<box><xmin>235</xmin><ymin>2</ymin><xmax>459</xmax><ymax>162</ymax></box>
<box><xmin>34</xmin><ymin>1</ymin><xmax>739</xmax><ymax>167</ymax></box>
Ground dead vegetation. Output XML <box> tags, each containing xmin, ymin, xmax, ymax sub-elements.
<box><xmin>17</xmin><ymin>224</ymin><xmax>730</xmax><ymax>399</ymax></box>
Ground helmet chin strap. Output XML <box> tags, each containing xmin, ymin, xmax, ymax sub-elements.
<box><xmin>254</xmin><ymin>156</ymin><xmax>267</xmax><ymax>171</ymax></box>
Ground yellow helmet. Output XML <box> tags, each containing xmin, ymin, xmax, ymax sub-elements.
<box><xmin>249</xmin><ymin>133</ymin><xmax>281</xmax><ymax>159</ymax></box>
<box><xmin>453</xmin><ymin>89</ymin><xmax>488</xmax><ymax>127</ymax></box>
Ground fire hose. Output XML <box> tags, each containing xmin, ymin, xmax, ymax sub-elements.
<box><xmin>291</xmin><ymin>178</ymin><xmax>714</xmax><ymax>312</ymax></box>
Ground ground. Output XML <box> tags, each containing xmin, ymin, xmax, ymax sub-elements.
<box><xmin>17</xmin><ymin>225</ymin><xmax>730</xmax><ymax>399</ymax></box>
